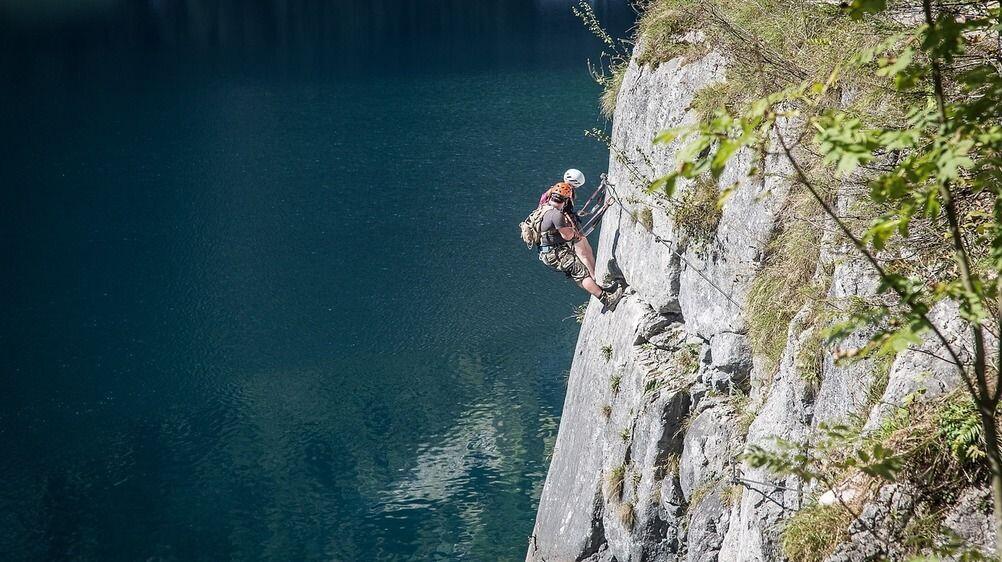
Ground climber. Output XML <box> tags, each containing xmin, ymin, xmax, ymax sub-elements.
<box><xmin>538</xmin><ymin>183</ymin><xmax>625</xmax><ymax>311</ymax></box>
<box><xmin>538</xmin><ymin>169</ymin><xmax>611</xmax><ymax>279</ymax></box>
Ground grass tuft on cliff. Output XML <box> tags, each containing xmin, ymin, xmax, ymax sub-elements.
<box><xmin>634</xmin><ymin>0</ymin><xmax>692</xmax><ymax>67</ymax></box>
<box><xmin>617</xmin><ymin>502</ymin><xmax>636</xmax><ymax>530</ymax></box>
<box><xmin>671</xmin><ymin>177</ymin><xmax>722</xmax><ymax>252</ymax></box>
<box><xmin>606</xmin><ymin>464</ymin><xmax>627</xmax><ymax>502</ymax></box>
<box><xmin>601</xmin><ymin>64</ymin><xmax>627</xmax><ymax>119</ymax></box>
<box><xmin>746</xmin><ymin>195</ymin><xmax>825</xmax><ymax>371</ymax></box>
<box><xmin>781</xmin><ymin>504</ymin><xmax>852</xmax><ymax>562</ymax></box>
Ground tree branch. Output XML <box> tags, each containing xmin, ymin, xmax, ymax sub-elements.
<box><xmin>775</xmin><ymin>130</ymin><xmax>976</xmax><ymax>399</ymax></box>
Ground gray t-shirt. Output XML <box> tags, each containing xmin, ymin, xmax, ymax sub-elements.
<box><xmin>540</xmin><ymin>207</ymin><xmax>568</xmax><ymax>231</ymax></box>
<box><xmin>540</xmin><ymin>207</ymin><xmax>569</xmax><ymax>246</ymax></box>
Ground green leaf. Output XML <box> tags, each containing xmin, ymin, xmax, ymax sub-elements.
<box><xmin>814</xmin><ymin>114</ymin><xmax>877</xmax><ymax>176</ymax></box>
<box><xmin>677</xmin><ymin>136</ymin><xmax>713</xmax><ymax>168</ymax></box>
<box><xmin>867</xmin><ymin>216</ymin><xmax>907</xmax><ymax>250</ymax></box>
<box><xmin>881</xmin><ymin>324</ymin><xmax>924</xmax><ymax>354</ymax></box>
<box><xmin>648</xmin><ymin>173</ymin><xmax>680</xmax><ymax>197</ymax></box>
<box><xmin>936</xmin><ymin>140</ymin><xmax>975</xmax><ymax>181</ymax></box>
<box><xmin>711</xmin><ymin>139</ymin><xmax>741</xmax><ymax>179</ymax></box>
<box><xmin>844</xmin><ymin>0</ymin><xmax>886</xmax><ymax>20</ymax></box>
<box><xmin>654</xmin><ymin>128</ymin><xmax>682</xmax><ymax>145</ymax></box>
<box><xmin>717</xmin><ymin>183</ymin><xmax>737</xmax><ymax>209</ymax></box>
<box><xmin>869</xmin><ymin>174</ymin><xmax>908</xmax><ymax>203</ymax></box>
<box><xmin>922</xmin><ymin>13</ymin><xmax>964</xmax><ymax>64</ymax></box>
<box><xmin>876</xmin><ymin>47</ymin><xmax>914</xmax><ymax>79</ymax></box>
<box><xmin>923</xmin><ymin>189</ymin><xmax>941</xmax><ymax>218</ymax></box>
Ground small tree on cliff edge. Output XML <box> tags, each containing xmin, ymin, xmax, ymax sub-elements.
<box><xmin>648</xmin><ymin>0</ymin><xmax>1002</xmax><ymax>556</ymax></box>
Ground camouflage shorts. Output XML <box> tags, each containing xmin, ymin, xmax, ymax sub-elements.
<box><xmin>539</xmin><ymin>244</ymin><xmax>589</xmax><ymax>283</ymax></box>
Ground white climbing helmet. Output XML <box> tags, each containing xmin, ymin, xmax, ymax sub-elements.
<box><xmin>563</xmin><ymin>168</ymin><xmax>585</xmax><ymax>188</ymax></box>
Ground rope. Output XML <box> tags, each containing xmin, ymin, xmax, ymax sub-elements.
<box><xmin>732</xmin><ymin>476</ymin><xmax>800</xmax><ymax>493</ymax></box>
<box><xmin>728</xmin><ymin>461</ymin><xmax>798</xmax><ymax>511</ymax></box>
<box><xmin>599</xmin><ymin>174</ymin><xmax>743</xmax><ymax>310</ymax></box>
<box><xmin>733</xmin><ymin>478</ymin><xmax>789</xmax><ymax>511</ymax></box>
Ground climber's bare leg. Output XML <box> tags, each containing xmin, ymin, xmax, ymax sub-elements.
<box><xmin>579</xmin><ymin>276</ymin><xmax>603</xmax><ymax>298</ymax></box>
<box><xmin>574</xmin><ymin>237</ymin><xmax>597</xmax><ymax>279</ymax></box>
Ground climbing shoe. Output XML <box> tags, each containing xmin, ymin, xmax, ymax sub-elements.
<box><xmin>600</xmin><ymin>279</ymin><xmax>623</xmax><ymax>293</ymax></box>
<box><xmin>598</xmin><ymin>284</ymin><xmax>625</xmax><ymax>312</ymax></box>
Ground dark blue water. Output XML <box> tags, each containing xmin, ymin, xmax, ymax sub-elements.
<box><xmin>0</xmin><ymin>1</ymin><xmax>635</xmax><ymax>560</ymax></box>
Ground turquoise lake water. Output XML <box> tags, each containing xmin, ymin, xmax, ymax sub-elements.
<box><xmin>1</xmin><ymin>1</ymin><xmax>635</xmax><ymax>560</ymax></box>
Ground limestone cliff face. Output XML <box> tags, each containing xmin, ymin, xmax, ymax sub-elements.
<box><xmin>526</xmin><ymin>45</ymin><xmax>995</xmax><ymax>562</ymax></box>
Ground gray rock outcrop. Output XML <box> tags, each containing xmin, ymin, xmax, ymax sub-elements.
<box><xmin>527</xmin><ymin>38</ymin><xmax>994</xmax><ymax>562</ymax></box>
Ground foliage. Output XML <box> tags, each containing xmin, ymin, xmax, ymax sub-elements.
<box><xmin>686</xmin><ymin>478</ymin><xmax>719</xmax><ymax>518</ymax></box>
<box><xmin>601</xmin><ymin>64</ymin><xmax>628</xmax><ymax>120</ymax></box>
<box><xmin>729</xmin><ymin>390</ymin><xmax>756</xmax><ymax>437</ymax></box>
<box><xmin>637</xmin><ymin>0</ymin><xmax>897</xmax><ymax>128</ymax></box>
<box><xmin>611</xmin><ymin>373</ymin><xmax>622</xmax><ymax>395</ymax></box>
<box><xmin>654</xmin><ymin>4</ymin><xmax>1000</xmax><ymax>366</ymax></box>
<box><xmin>573</xmin><ymin>302</ymin><xmax>588</xmax><ymax>324</ymax></box>
<box><xmin>658</xmin><ymin>452</ymin><xmax>681</xmax><ymax>479</ymax></box>
<box><xmin>749</xmin><ymin>390</ymin><xmax>989</xmax><ymax>490</ymax></box>
<box><xmin>601</xmin><ymin>404</ymin><xmax>613</xmax><ymax>420</ymax></box>
<box><xmin>652</xmin><ymin>0</ymin><xmax>1002</xmax><ymax>552</ymax></box>
<box><xmin>720</xmin><ymin>484</ymin><xmax>743</xmax><ymax>508</ymax></box>
<box><xmin>796</xmin><ymin>324</ymin><xmax>826</xmax><ymax>389</ymax></box>
<box><xmin>745</xmin><ymin>199</ymin><xmax>826</xmax><ymax>369</ymax></box>
<box><xmin>902</xmin><ymin>507</ymin><xmax>944</xmax><ymax>554</ymax></box>
<box><xmin>747</xmin><ymin>390</ymin><xmax>996</xmax><ymax>557</ymax></box>
<box><xmin>670</xmin><ymin>177</ymin><xmax>722</xmax><ymax>252</ymax></box>
<box><xmin>601</xmin><ymin>344</ymin><xmax>614</xmax><ymax>362</ymax></box>
<box><xmin>673</xmin><ymin>343</ymin><xmax>701</xmax><ymax>376</ymax></box>
<box><xmin>573</xmin><ymin>1</ymin><xmax>632</xmax><ymax>119</ymax></box>
<box><xmin>937</xmin><ymin>395</ymin><xmax>988</xmax><ymax>465</ymax></box>
<box><xmin>866</xmin><ymin>351</ymin><xmax>896</xmax><ymax>409</ymax></box>
<box><xmin>634</xmin><ymin>0</ymin><xmax>694</xmax><ymax>67</ymax></box>
<box><xmin>781</xmin><ymin>504</ymin><xmax>853</xmax><ymax>562</ymax></box>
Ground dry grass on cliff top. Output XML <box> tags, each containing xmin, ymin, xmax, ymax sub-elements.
<box><xmin>633</xmin><ymin>0</ymin><xmax>899</xmax><ymax>123</ymax></box>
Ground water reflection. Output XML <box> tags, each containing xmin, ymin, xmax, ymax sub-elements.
<box><xmin>0</xmin><ymin>0</ymin><xmax>634</xmax><ymax>559</ymax></box>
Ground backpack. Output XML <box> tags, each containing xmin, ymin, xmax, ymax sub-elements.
<box><xmin>519</xmin><ymin>205</ymin><xmax>554</xmax><ymax>249</ymax></box>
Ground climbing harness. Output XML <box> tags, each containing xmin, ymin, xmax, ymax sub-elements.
<box><xmin>600</xmin><ymin>174</ymin><xmax>743</xmax><ymax>310</ymax></box>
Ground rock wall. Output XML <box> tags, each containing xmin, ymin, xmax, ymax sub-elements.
<box><xmin>526</xmin><ymin>44</ymin><xmax>995</xmax><ymax>562</ymax></box>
